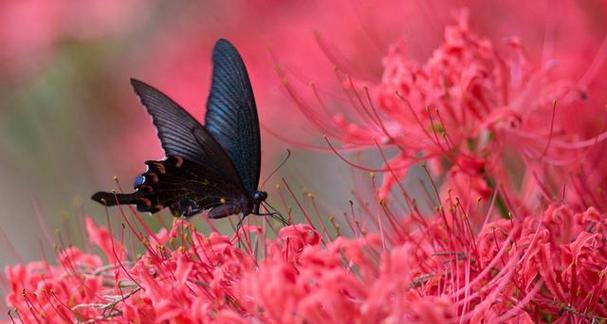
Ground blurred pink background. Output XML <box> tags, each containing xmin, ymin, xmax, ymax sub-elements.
<box><xmin>1</xmin><ymin>0</ymin><xmax>606</xmax><ymax>269</ymax></box>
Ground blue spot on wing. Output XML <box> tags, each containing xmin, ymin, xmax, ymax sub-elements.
<box><xmin>133</xmin><ymin>175</ymin><xmax>146</xmax><ymax>188</ymax></box>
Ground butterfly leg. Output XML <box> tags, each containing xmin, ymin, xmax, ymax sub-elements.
<box><xmin>170</xmin><ymin>199</ymin><xmax>202</xmax><ymax>218</ymax></box>
<box><xmin>259</xmin><ymin>202</ymin><xmax>290</xmax><ymax>225</ymax></box>
<box><xmin>235</xmin><ymin>212</ymin><xmax>247</xmax><ymax>249</ymax></box>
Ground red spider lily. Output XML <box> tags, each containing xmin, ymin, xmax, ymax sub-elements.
<box><xmin>288</xmin><ymin>11</ymin><xmax>607</xmax><ymax>220</ymax></box>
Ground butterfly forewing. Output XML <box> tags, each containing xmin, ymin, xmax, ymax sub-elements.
<box><xmin>130</xmin><ymin>79</ymin><xmax>238</xmax><ymax>180</ymax></box>
<box><xmin>205</xmin><ymin>39</ymin><xmax>261</xmax><ymax>196</ymax></box>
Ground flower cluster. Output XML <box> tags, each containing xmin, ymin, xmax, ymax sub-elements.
<box><xmin>5</xmin><ymin>202</ymin><xmax>607</xmax><ymax>322</ymax></box>
<box><xmin>291</xmin><ymin>12</ymin><xmax>607</xmax><ymax>214</ymax></box>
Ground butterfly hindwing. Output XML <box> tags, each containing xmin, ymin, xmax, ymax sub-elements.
<box><xmin>205</xmin><ymin>39</ymin><xmax>261</xmax><ymax>196</ymax></box>
<box><xmin>92</xmin><ymin>156</ymin><xmax>247</xmax><ymax>217</ymax></box>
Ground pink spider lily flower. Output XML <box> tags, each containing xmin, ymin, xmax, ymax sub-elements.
<box><xmin>288</xmin><ymin>11</ymin><xmax>607</xmax><ymax>217</ymax></box>
<box><xmin>4</xmin><ymin>196</ymin><xmax>607</xmax><ymax>322</ymax></box>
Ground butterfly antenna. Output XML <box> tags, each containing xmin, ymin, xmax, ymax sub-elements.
<box><xmin>260</xmin><ymin>149</ymin><xmax>291</xmax><ymax>190</ymax></box>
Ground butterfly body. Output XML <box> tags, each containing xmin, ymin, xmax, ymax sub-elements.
<box><xmin>92</xmin><ymin>39</ymin><xmax>269</xmax><ymax>219</ymax></box>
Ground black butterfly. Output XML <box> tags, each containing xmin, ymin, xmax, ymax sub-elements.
<box><xmin>92</xmin><ymin>39</ymin><xmax>275</xmax><ymax>220</ymax></box>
